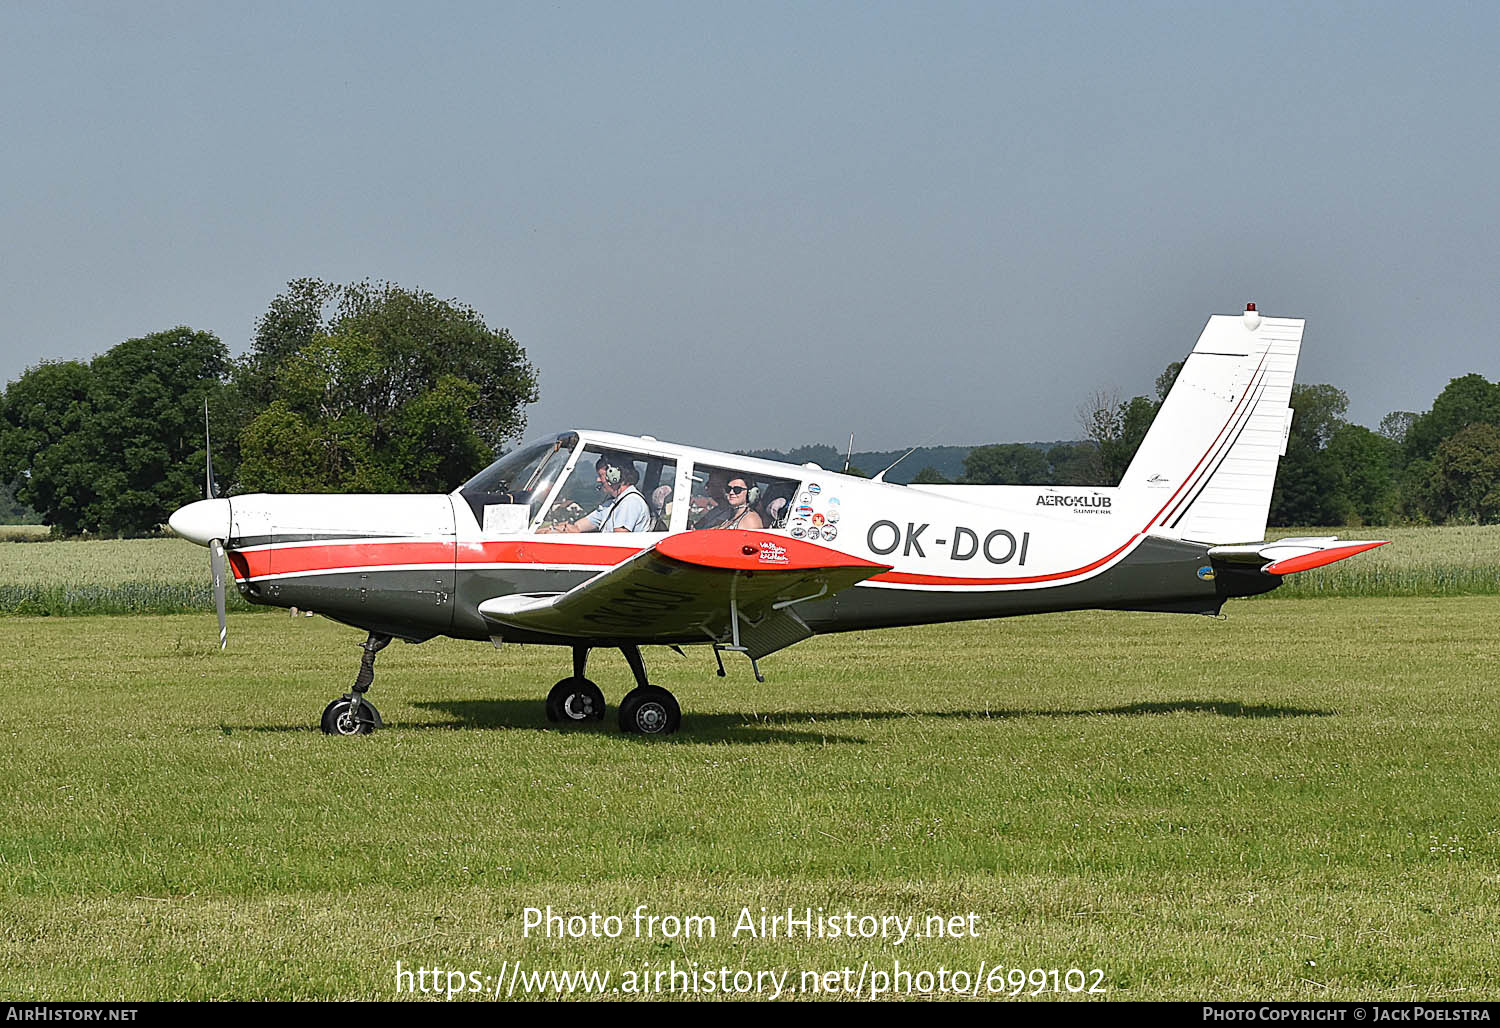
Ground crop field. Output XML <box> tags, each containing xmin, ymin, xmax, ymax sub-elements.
<box><xmin>0</xmin><ymin>537</ymin><xmax>262</xmax><ymax>616</ymax></box>
<box><xmin>1266</xmin><ymin>525</ymin><xmax>1500</xmax><ymax>598</ymax></box>
<box><xmin>1</xmin><ymin>595</ymin><xmax>1497</xmax><ymax>1001</ymax></box>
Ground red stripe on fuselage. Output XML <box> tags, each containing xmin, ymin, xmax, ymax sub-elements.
<box><xmin>868</xmin><ymin>538</ymin><xmax>1136</xmax><ymax>587</ymax></box>
<box><xmin>227</xmin><ymin>538</ymin><xmax>641</xmax><ymax>581</ymax></box>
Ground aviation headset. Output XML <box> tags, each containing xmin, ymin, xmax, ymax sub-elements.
<box><xmin>597</xmin><ymin>456</ymin><xmax>628</xmax><ymax>488</ymax></box>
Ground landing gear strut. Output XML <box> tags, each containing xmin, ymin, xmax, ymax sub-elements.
<box><xmin>545</xmin><ymin>647</ymin><xmax>606</xmax><ymax>723</ymax></box>
<box><xmin>321</xmin><ymin>632</ymin><xmax>389</xmax><ymax>735</ymax></box>
<box><xmin>616</xmin><ymin>645</ymin><xmax>681</xmax><ymax>736</ymax></box>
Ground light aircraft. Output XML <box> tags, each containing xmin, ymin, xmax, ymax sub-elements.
<box><xmin>169</xmin><ymin>305</ymin><xmax>1386</xmax><ymax>736</ymax></box>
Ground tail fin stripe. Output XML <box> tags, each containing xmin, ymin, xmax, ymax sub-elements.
<box><xmin>1164</xmin><ymin>371</ymin><xmax>1270</xmax><ymax>529</ymax></box>
<box><xmin>1136</xmin><ymin>346</ymin><xmax>1273</xmax><ymax>535</ymax></box>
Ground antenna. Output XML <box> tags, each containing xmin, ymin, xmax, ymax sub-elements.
<box><xmin>204</xmin><ymin>398</ymin><xmax>218</xmax><ymax>500</ymax></box>
<box><xmin>873</xmin><ymin>446</ymin><xmax>920</xmax><ymax>483</ymax></box>
<box><xmin>843</xmin><ymin>433</ymin><xmax>854</xmax><ymax>474</ymax></box>
<box><xmin>871</xmin><ymin>423</ymin><xmax>949</xmax><ymax>483</ymax></box>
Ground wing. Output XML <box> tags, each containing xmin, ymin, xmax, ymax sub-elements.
<box><xmin>478</xmin><ymin>530</ymin><xmax>892</xmax><ymax>657</ymax></box>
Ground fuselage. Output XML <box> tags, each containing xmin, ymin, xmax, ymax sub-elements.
<box><xmin>171</xmin><ymin>429</ymin><xmax>1248</xmax><ymax>648</ymax></box>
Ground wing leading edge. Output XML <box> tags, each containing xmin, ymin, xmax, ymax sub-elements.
<box><xmin>477</xmin><ymin>530</ymin><xmax>892</xmax><ymax>657</ymax></box>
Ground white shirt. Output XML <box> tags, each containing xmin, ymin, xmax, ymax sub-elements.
<box><xmin>586</xmin><ymin>486</ymin><xmax>653</xmax><ymax>533</ymax></box>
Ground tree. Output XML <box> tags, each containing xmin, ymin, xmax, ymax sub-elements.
<box><xmin>1044</xmin><ymin>442</ymin><xmax>1097</xmax><ymax>483</ymax></box>
<box><xmin>1419</xmin><ymin>423</ymin><xmax>1500</xmax><ymax>523</ymax></box>
<box><xmin>1079</xmin><ymin>390</ymin><xmax>1158</xmax><ymax>484</ymax></box>
<box><xmin>1403</xmin><ymin>374</ymin><xmax>1500</xmax><ymax>463</ymax></box>
<box><xmin>1378</xmin><ymin>410</ymin><xmax>1417</xmax><ymax>445</ymax></box>
<box><xmin>235</xmin><ymin>280</ymin><xmax>538</xmax><ymax>493</ymax></box>
<box><xmin>962</xmin><ymin>443</ymin><xmax>1051</xmax><ymax>485</ymax></box>
<box><xmin>785</xmin><ymin>443</ymin><xmax>844</xmax><ymax>468</ymax></box>
<box><xmin>0</xmin><ymin>330</ymin><xmax>233</xmax><ymax>534</ymax></box>
<box><xmin>0</xmin><ymin>360</ymin><xmax>94</xmax><ymax>532</ymax></box>
<box><xmin>1325</xmin><ymin>424</ymin><xmax>1400</xmax><ymax>525</ymax></box>
<box><xmin>1155</xmin><ymin>360</ymin><xmax>1184</xmax><ymax>401</ymax></box>
<box><xmin>1268</xmin><ymin>384</ymin><xmax>1350</xmax><ymax>526</ymax></box>
<box><xmin>909</xmin><ymin>466</ymin><xmax>950</xmax><ymax>484</ymax></box>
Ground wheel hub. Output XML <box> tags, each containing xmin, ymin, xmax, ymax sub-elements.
<box><xmin>636</xmin><ymin>701</ymin><xmax>666</xmax><ymax>733</ymax></box>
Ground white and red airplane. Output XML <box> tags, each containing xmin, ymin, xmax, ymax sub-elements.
<box><xmin>169</xmin><ymin>305</ymin><xmax>1385</xmax><ymax>736</ymax></box>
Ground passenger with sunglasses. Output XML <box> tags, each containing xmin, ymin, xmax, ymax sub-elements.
<box><xmin>718</xmin><ymin>476</ymin><xmax>763</xmax><ymax>530</ymax></box>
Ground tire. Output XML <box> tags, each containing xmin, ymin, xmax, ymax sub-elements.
<box><xmin>618</xmin><ymin>686</ymin><xmax>681</xmax><ymax>736</ymax></box>
<box><xmin>545</xmin><ymin>677</ymin><xmax>606</xmax><ymax>723</ymax></box>
<box><xmin>321</xmin><ymin>695</ymin><xmax>381</xmax><ymax>735</ymax></box>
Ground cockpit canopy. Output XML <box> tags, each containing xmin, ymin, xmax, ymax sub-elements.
<box><xmin>458</xmin><ymin>432</ymin><xmax>807</xmax><ymax>536</ymax></box>
<box><xmin>458</xmin><ymin>432</ymin><xmax>577</xmax><ymax>528</ymax></box>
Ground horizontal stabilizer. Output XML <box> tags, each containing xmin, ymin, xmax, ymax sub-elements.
<box><xmin>1208</xmin><ymin>537</ymin><xmax>1389</xmax><ymax>575</ymax></box>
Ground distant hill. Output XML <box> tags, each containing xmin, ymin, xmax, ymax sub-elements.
<box><xmin>741</xmin><ymin>442</ymin><xmax>1077</xmax><ymax>484</ymax></box>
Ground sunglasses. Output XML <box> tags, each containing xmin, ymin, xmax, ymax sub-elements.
<box><xmin>725</xmin><ymin>485</ymin><xmax>748</xmax><ymax>495</ymax></box>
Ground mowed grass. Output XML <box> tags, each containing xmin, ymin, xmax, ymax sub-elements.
<box><xmin>1</xmin><ymin>598</ymin><xmax>1497</xmax><ymax>1001</ymax></box>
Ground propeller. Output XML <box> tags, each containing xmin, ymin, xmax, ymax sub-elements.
<box><xmin>205</xmin><ymin>399</ymin><xmax>227</xmax><ymax>650</ymax></box>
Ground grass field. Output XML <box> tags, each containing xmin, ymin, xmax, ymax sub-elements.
<box><xmin>2</xmin><ymin>598</ymin><xmax>1496</xmax><ymax>1000</ymax></box>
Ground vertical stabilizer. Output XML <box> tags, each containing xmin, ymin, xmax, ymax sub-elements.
<box><xmin>1121</xmin><ymin>306</ymin><xmax>1304</xmax><ymax>543</ymax></box>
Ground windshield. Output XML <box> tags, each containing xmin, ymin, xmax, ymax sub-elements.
<box><xmin>459</xmin><ymin>433</ymin><xmax>578</xmax><ymax>528</ymax></box>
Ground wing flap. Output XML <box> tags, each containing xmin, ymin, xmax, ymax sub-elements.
<box><xmin>478</xmin><ymin>530</ymin><xmax>891</xmax><ymax>643</ymax></box>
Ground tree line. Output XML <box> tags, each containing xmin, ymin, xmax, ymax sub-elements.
<box><xmin>0</xmin><ymin>280</ymin><xmax>538</xmax><ymax>535</ymax></box>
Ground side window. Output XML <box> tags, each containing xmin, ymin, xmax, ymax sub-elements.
<box><xmin>687</xmin><ymin>465</ymin><xmax>799</xmax><ymax>531</ymax></box>
<box><xmin>538</xmin><ymin>448</ymin><xmax>678</xmax><ymax>534</ymax></box>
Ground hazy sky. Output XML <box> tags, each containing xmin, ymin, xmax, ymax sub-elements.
<box><xmin>4</xmin><ymin>2</ymin><xmax>1497</xmax><ymax>453</ymax></box>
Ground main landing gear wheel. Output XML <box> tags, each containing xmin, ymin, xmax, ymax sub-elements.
<box><xmin>545</xmin><ymin>677</ymin><xmax>606</xmax><ymax>723</ymax></box>
<box><xmin>618</xmin><ymin>686</ymin><xmax>681</xmax><ymax>736</ymax></box>
<box><xmin>321</xmin><ymin>695</ymin><xmax>383</xmax><ymax>736</ymax></box>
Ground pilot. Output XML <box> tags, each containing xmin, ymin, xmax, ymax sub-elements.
<box><xmin>717</xmin><ymin>476</ymin><xmax>764</xmax><ymax>530</ymax></box>
<box><xmin>542</xmin><ymin>456</ymin><xmax>653</xmax><ymax>533</ymax></box>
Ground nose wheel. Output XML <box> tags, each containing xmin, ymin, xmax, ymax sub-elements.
<box><xmin>321</xmin><ymin>632</ymin><xmax>390</xmax><ymax>735</ymax></box>
<box><xmin>321</xmin><ymin>695</ymin><xmax>383</xmax><ymax>735</ymax></box>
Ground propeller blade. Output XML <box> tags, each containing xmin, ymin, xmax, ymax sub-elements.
<box><xmin>204</xmin><ymin>398</ymin><xmax>218</xmax><ymax>500</ymax></box>
<box><xmin>210</xmin><ymin>538</ymin><xmax>228</xmax><ymax>650</ymax></box>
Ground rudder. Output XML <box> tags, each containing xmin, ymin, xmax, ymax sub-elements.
<box><xmin>1120</xmin><ymin>307</ymin><xmax>1304</xmax><ymax>544</ymax></box>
